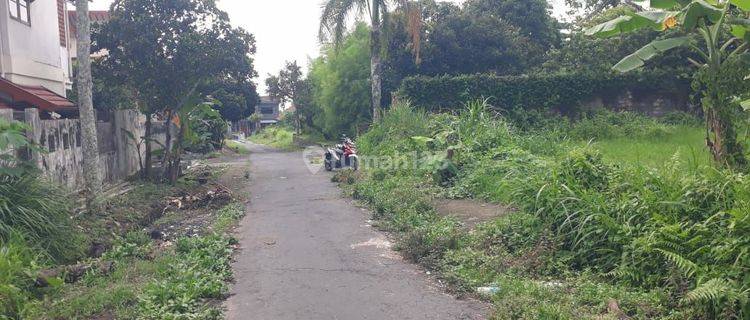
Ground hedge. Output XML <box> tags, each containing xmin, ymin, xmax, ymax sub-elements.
<box><xmin>397</xmin><ymin>70</ymin><xmax>691</xmax><ymax>113</ymax></box>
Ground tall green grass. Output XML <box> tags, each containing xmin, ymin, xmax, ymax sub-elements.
<box><xmin>248</xmin><ymin>126</ymin><xmax>297</xmax><ymax>150</ymax></box>
<box><xmin>350</xmin><ymin>102</ymin><xmax>749</xmax><ymax>319</ymax></box>
<box><xmin>0</xmin><ymin>175</ymin><xmax>84</xmax><ymax>262</ymax></box>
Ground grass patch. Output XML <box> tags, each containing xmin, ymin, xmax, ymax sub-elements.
<box><xmin>589</xmin><ymin>125</ymin><xmax>710</xmax><ymax>169</ymax></box>
<box><xmin>224</xmin><ymin>139</ymin><xmax>251</xmax><ymax>155</ymax></box>
<box><xmin>27</xmin><ymin>200</ymin><xmax>246</xmax><ymax>320</ymax></box>
<box><xmin>248</xmin><ymin>126</ymin><xmax>297</xmax><ymax>150</ymax></box>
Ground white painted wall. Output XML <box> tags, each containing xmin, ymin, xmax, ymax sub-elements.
<box><xmin>0</xmin><ymin>0</ymin><xmax>71</xmax><ymax>97</ymax></box>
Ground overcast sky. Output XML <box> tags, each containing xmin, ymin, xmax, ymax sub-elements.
<box><xmin>88</xmin><ymin>0</ymin><xmax>570</xmax><ymax>94</ymax></box>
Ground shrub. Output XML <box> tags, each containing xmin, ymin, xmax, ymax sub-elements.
<box><xmin>137</xmin><ymin>234</ymin><xmax>233</xmax><ymax>319</ymax></box>
<box><xmin>185</xmin><ymin>104</ymin><xmax>229</xmax><ymax>154</ymax></box>
<box><xmin>0</xmin><ymin>175</ymin><xmax>84</xmax><ymax>263</ymax></box>
<box><xmin>397</xmin><ymin>70</ymin><xmax>689</xmax><ymax>114</ymax></box>
<box><xmin>0</xmin><ymin>233</ymin><xmax>45</xmax><ymax>320</ymax></box>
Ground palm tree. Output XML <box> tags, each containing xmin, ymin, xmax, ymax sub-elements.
<box><xmin>74</xmin><ymin>0</ymin><xmax>103</xmax><ymax>206</ymax></box>
<box><xmin>319</xmin><ymin>0</ymin><xmax>421</xmax><ymax>123</ymax></box>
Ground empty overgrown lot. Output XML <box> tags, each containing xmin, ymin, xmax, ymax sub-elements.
<box><xmin>338</xmin><ymin>101</ymin><xmax>749</xmax><ymax>319</ymax></box>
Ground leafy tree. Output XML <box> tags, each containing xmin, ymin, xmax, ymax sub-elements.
<box><xmin>95</xmin><ymin>0</ymin><xmax>258</xmax><ymax>181</ymax></box>
<box><xmin>266</xmin><ymin>61</ymin><xmax>308</xmax><ymax>133</ymax></box>
<box><xmin>68</xmin><ymin>60</ymin><xmax>135</xmax><ymax>110</ymax></box>
<box><xmin>310</xmin><ymin>24</ymin><xmax>372</xmax><ymax>136</ymax></box>
<box><xmin>541</xmin><ymin>6</ymin><xmax>690</xmax><ymax>74</ymax></box>
<box><xmin>320</xmin><ymin>0</ymin><xmax>423</xmax><ymax>122</ymax></box>
<box><xmin>203</xmin><ymin>79</ymin><xmax>259</xmax><ymax>122</ymax></box>
<box><xmin>587</xmin><ymin>0</ymin><xmax>750</xmax><ymax>167</ymax></box>
<box><xmin>379</xmin><ymin>0</ymin><xmax>561</xmax><ymax>103</ymax></box>
<box><xmin>464</xmin><ymin>0</ymin><xmax>561</xmax><ymax>49</ymax></box>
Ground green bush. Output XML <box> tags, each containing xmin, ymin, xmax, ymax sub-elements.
<box><xmin>0</xmin><ymin>233</ymin><xmax>45</xmax><ymax>320</ymax></box>
<box><xmin>0</xmin><ymin>175</ymin><xmax>84</xmax><ymax>263</ymax></box>
<box><xmin>185</xmin><ymin>103</ymin><xmax>229</xmax><ymax>154</ymax></box>
<box><xmin>397</xmin><ymin>70</ymin><xmax>689</xmax><ymax>114</ymax></box>
<box><xmin>137</xmin><ymin>234</ymin><xmax>234</xmax><ymax>319</ymax></box>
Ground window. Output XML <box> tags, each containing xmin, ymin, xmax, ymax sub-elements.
<box><xmin>260</xmin><ymin>106</ymin><xmax>274</xmax><ymax>115</ymax></box>
<box><xmin>8</xmin><ymin>0</ymin><xmax>30</xmax><ymax>25</ymax></box>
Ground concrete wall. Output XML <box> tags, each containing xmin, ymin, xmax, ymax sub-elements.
<box><xmin>0</xmin><ymin>0</ymin><xmax>71</xmax><ymax>96</ymax></box>
<box><xmin>578</xmin><ymin>89</ymin><xmax>694</xmax><ymax>117</ymax></box>
<box><xmin>7</xmin><ymin>108</ymin><xmax>166</xmax><ymax>190</ymax></box>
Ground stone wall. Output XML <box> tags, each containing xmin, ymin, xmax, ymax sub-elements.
<box><xmin>578</xmin><ymin>88</ymin><xmax>695</xmax><ymax>117</ymax></box>
<box><xmin>0</xmin><ymin>108</ymin><xmax>166</xmax><ymax>190</ymax></box>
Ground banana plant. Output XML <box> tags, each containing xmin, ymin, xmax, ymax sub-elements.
<box><xmin>586</xmin><ymin>0</ymin><xmax>750</xmax><ymax>168</ymax></box>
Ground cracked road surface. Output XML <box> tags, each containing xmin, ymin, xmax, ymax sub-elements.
<box><xmin>226</xmin><ymin>143</ymin><xmax>488</xmax><ymax>320</ymax></box>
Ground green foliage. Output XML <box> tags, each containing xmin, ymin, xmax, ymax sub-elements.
<box><xmin>586</xmin><ymin>0</ymin><xmax>750</xmax><ymax>168</ymax></box>
<box><xmin>398</xmin><ymin>70</ymin><xmax>689</xmax><ymax>113</ymax></box>
<box><xmin>0</xmin><ymin>118</ymin><xmax>38</xmax><ymax>177</ymax></box>
<box><xmin>309</xmin><ymin>24</ymin><xmax>372</xmax><ymax>136</ymax></box>
<box><xmin>0</xmin><ymin>233</ymin><xmax>45</xmax><ymax>320</ymax></box>
<box><xmin>0</xmin><ymin>175</ymin><xmax>84</xmax><ymax>263</ymax></box>
<box><xmin>212</xmin><ymin>202</ymin><xmax>246</xmax><ymax>234</ymax></box>
<box><xmin>137</xmin><ymin>235</ymin><xmax>234</xmax><ymax>319</ymax></box>
<box><xmin>347</xmin><ymin>101</ymin><xmax>750</xmax><ymax>318</ymax></box>
<box><xmin>206</xmin><ymin>81</ymin><xmax>259</xmax><ymax>122</ymax></box>
<box><xmin>29</xmin><ymin>202</ymin><xmax>244</xmax><ymax>320</ymax></box>
<box><xmin>103</xmin><ymin>231</ymin><xmax>153</xmax><ymax>261</ymax></box>
<box><xmin>249</xmin><ymin>127</ymin><xmax>296</xmax><ymax>150</ymax></box>
<box><xmin>184</xmin><ymin>101</ymin><xmax>229</xmax><ymax>154</ymax></box>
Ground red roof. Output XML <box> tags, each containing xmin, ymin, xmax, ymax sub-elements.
<box><xmin>0</xmin><ymin>77</ymin><xmax>76</xmax><ymax>113</ymax></box>
<box><xmin>68</xmin><ymin>10</ymin><xmax>110</xmax><ymax>36</ymax></box>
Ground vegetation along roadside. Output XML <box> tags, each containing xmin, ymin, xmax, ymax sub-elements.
<box><xmin>333</xmin><ymin>101</ymin><xmax>749</xmax><ymax>319</ymax></box>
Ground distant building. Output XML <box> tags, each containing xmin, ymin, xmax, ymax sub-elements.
<box><xmin>258</xmin><ymin>96</ymin><xmax>280</xmax><ymax>127</ymax></box>
<box><xmin>0</xmin><ymin>0</ymin><xmax>77</xmax><ymax>117</ymax></box>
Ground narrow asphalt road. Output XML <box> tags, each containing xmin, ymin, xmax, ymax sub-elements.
<box><xmin>226</xmin><ymin>143</ymin><xmax>488</xmax><ymax>320</ymax></box>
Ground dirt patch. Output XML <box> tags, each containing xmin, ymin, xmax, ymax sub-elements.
<box><xmin>432</xmin><ymin>199</ymin><xmax>514</xmax><ymax>229</ymax></box>
<box><xmin>150</xmin><ymin>154</ymin><xmax>252</xmax><ymax>240</ymax></box>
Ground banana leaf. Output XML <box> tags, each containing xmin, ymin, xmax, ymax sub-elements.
<box><xmin>613</xmin><ymin>36</ymin><xmax>691</xmax><ymax>72</ymax></box>
<box><xmin>585</xmin><ymin>11</ymin><xmax>673</xmax><ymax>38</ymax></box>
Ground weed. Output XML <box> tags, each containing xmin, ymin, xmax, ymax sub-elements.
<box><xmin>212</xmin><ymin>202</ymin><xmax>246</xmax><ymax>233</ymax></box>
<box><xmin>249</xmin><ymin>127</ymin><xmax>298</xmax><ymax>150</ymax></box>
<box><xmin>349</xmin><ymin>101</ymin><xmax>749</xmax><ymax>318</ymax></box>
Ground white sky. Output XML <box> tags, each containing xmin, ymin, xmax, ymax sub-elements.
<box><xmin>89</xmin><ymin>0</ymin><xmax>571</xmax><ymax>94</ymax></box>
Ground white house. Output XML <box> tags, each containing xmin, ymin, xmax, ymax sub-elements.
<box><xmin>0</xmin><ymin>0</ymin><xmax>75</xmax><ymax>116</ymax></box>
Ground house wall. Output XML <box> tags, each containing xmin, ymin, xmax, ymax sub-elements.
<box><xmin>0</xmin><ymin>0</ymin><xmax>70</xmax><ymax>96</ymax></box>
<box><xmin>0</xmin><ymin>108</ymin><xmax>167</xmax><ymax>190</ymax></box>
<box><xmin>259</xmin><ymin>101</ymin><xmax>280</xmax><ymax>122</ymax></box>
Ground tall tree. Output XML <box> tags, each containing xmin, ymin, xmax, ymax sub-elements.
<box><xmin>310</xmin><ymin>24</ymin><xmax>372</xmax><ymax>136</ymax></box>
<box><xmin>74</xmin><ymin>0</ymin><xmax>103</xmax><ymax>206</ymax></box>
<box><xmin>320</xmin><ymin>0</ymin><xmax>422</xmax><ymax>122</ymax></box>
<box><xmin>95</xmin><ymin>0</ymin><xmax>258</xmax><ymax>182</ymax></box>
<box><xmin>266</xmin><ymin>61</ymin><xmax>306</xmax><ymax>133</ymax></box>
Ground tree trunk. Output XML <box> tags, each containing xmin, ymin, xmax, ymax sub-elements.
<box><xmin>370</xmin><ymin>9</ymin><xmax>383</xmax><ymax>122</ymax></box>
<box><xmin>168</xmin><ymin>121</ymin><xmax>186</xmax><ymax>184</ymax></box>
<box><xmin>76</xmin><ymin>0</ymin><xmax>103</xmax><ymax>205</ymax></box>
<box><xmin>144</xmin><ymin>114</ymin><xmax>152</xmax><ymax>179</ymax></box>
<box><xmin>161</xmin><ymin>109</ymin><xmax>173</xmax><ymax>182</ymax></box>
<box><xmin>706</xmin><ymin>105</ymin><xmax>746</xmax><ymax>168</ymax></box>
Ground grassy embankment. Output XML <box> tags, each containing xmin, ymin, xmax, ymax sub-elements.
<box><xmin>335</xmin><ymin>102</ymin><xmax>748</xmax><ymax>319</ymax></box>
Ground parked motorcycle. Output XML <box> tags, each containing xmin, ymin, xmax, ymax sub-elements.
<box><xmin>324</xmin><ymin>135</ymin><xmax>359</xmax><ymax>171</ymax></box>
